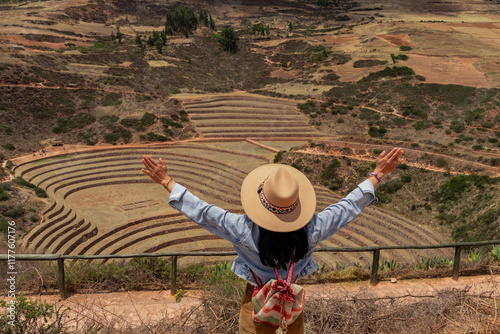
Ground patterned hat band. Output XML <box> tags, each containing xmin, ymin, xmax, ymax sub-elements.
<box><xmin>257</xmin><ymin>178</ymin><xmax>299</xmax><ymax>215</ymax></box>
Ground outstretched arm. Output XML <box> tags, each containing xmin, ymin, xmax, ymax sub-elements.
<box><xmin>140</xmin><ymin>155</ymin><xmax>248</xmax><ymax>243</ymax></box>
<box><xmin>310</xmin><ymin>147</ymin><xmax>404</xmax><ymax>244</ymax></box>
<box><xmin>368</xmin><ymin>148</ymin><xmax>404</xmax><ymax>187</ymax></box>
<box><xmin>141</xmin><ymin>155</ymin><xmax>177</xmax><ymax>192</ymax></box>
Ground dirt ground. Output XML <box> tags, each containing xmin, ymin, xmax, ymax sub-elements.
<box><xmin>22</xmin><ymin>273</ymin><xmax>499</xmax><ymax>331</ymax></box>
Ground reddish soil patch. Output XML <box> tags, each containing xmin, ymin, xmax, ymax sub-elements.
<box><xmin>0</xmin><ymin>35</ymin><xmax>90</xmax><ymax>49</ymax></box>
<box><xmin>270</xmin><ymin>69</ymin><xmax>296</xmax><ymax>79</ymax></box>
<box><xmin>314</xmin><ymin>35</ymin><xmax>357</xmax><ymax>46</ymax></box>
<box><xmin>405</xmin><ymin>54</ymin><xmax>490</xmax><ymax>88</ymax></box>
<box><xmin>377</xmin><ymin>34</ymin><xmax>413</xmax><ymax>47</ymax></box>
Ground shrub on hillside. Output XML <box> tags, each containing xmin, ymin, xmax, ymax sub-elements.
<box><xmin>102</xmin><ymin>92</ymin><xmax>122</xmax><ymax>106</ymax></box>
<box><xmin>53</xmin><ymin>112</ymin><xmax>96</xmax><ymax>134</ymax></box>
<box><xmin>0</xmin><ymin>184</ymin><xmax>11</xmax><ymax>201</ymax></box>
<box><xmin>218</xmin><ymin>26</ymin><xmax>239</xmax><ymax>53</ymax></box>
<box><xmin>322</xmin><ymin>72</ymin><xmax>340</xmax><ymax>83</ymax></box>
<box><xmin>298</xmin><ymin>100</ymin><xmax>317</xmax><ymax>114</ymax></box>
<box><xmin>359</xmin><ymin>108</ymin><xmax>380</xmax><ymax>121</ymax></box>
<box><xmin>120</xmin><ymin>112</ymin><xmax>158</xmax><ymax>132</ymax></box>
<box><xmin>378</xmin><ymin>180</ymin><xmax>403</xmax><ymax>194</ymax></box>
<box><xmin>452</xmin><ymin>208</ymin><xmax>500</xmax><ymax>242</ymax></box>
<box><xmin>368</xmin><ymin>126</ymin><xmax>387</xmax><ymax>138</ymax></box>
<box><xmin>423</xmin><ymin>84</ymin><xmax>476</xmax><ymax>107</ymax></box>
<box><xmin>353</xmin><ymin>59</ymin><xmax>388</xmax><ymax>68</ymax></box>
<box><xmin>103</xmin><ymin>124</ymin><xmax>132</xmax><ymax>144</ymax></box>
<box><xmin>1</xmin><ymin>143</ymin><xmax>15</xmax><ymax>151</ymax></box>
<box><xmin>14</xmin><ymin>177</ymin><xmax>47</xmax><ymax>198</ymax></box>
<box><xmin>414</xmin><ymin>120</ymin><xmax>431</xmax><ymax>131</ymax></box>
<box><xmin>1</xmin><ymin>205</ymin><xmax>25</xmax><ymax>219</ymax></box>
<box><xmin>400</xmin><ymin>99</ymin><xmax>429</xmax><ymax>119</ymax></box>
<box><xmin>432</xmin><ymin>174</ymin><xmax>498</xmax><ymax>208</ymax></box>
<box><xmin>0</xmin><ymin>295</ymin><xmax>67</xmax><ymax>334</ymax></box>
<box><xmin>359</xmin><ymin>66</ymin><xmax>415</xmax><ymax>82</ymax></box>
<box><xmin>320</xmin><ymin>159</ymin><xmax>343</xmax><ymax>191</ymax></box>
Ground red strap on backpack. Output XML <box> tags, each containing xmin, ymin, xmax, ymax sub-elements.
<box><xmin>249</xmin><ymin>262</ymin><xmax>305</xmax><ymax>332</ymax></box>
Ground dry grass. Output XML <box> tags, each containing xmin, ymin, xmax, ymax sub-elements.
<box><xmin>2</xmin><ymin>259</ymin><xmax>499</xmax><ymax>333</ymax></box>
<box><xmin>27</xmin><ymin>279</ymin><xmax>498</xmax><ymax>334</ymax></box>
<box><xmin>303</xmin><ymin>285</ymin><xmax>500</xmax><ymax>333</ymax></box>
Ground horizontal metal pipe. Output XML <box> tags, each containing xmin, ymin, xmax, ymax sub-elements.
<box><xmin>1</xmin><ymin>240</ymin><xmax>499</xmax><ymax>261</ymax></box>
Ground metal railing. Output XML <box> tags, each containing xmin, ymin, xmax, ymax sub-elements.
<box><xmin>2</xmin><ymin>240</ymin><xmax>499</xmax><ymax>300</ymax></box>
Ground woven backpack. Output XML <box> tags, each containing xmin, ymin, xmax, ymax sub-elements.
<box><xmin>250</xmin><ymin>262</ymin><xmax>305</xmax><ymax>333</ymax></box>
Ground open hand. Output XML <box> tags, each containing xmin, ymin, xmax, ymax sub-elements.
<box><xmin>373</xmin><ymin>148</ymin><xmax>404</xmax><ymax>178</ymax></box>
<box><xmin>141</xmin><ymin>155</ymin><xmax>171</xmax><ymax>187</ymax></box>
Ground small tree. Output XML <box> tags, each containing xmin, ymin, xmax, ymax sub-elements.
<box><xmin>209</xmin><ymin>15</ymin><xmax>216</xmax><ymax>30</ymax></box>
<box><xmin>219</xmin><ymin>27</ymin><xmax>239</xmax><ymax>53</ymax></box>
<box><xmin>152</xmin><ymin>30</ymin><xmax>160</xmax><ymax>43</ymax></box>
<box><xmin>161</xmin><ymin>30</ymin><xmax>167</xmax><ymax>45</ymax></box>
<box><xmin>135</xmin><ymin>34</ymin><xmax>142</xmax><ymax>45</ymax></box>
<box><xmin>147</xmin><ymin>35</ymin><xmax>154</xmax><ymax>46</ymax></box>
<box><xmin>116</xmin><ymin>31</ymin><xmax>123</xmax><ymax>44</ymax></box>
<box><xmin>155</xmin><ymin>39</ymin><xmax>163</xmax><ymax>53</ymax></box>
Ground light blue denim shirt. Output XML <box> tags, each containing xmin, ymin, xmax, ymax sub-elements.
<box><xmin>169</xmin><ymin>179</ymin><xmax>377</xmax><ymax>285</ymax></box>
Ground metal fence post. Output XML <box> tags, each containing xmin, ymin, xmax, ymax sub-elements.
<box><xmin>452</xmin><ymin>246</ymin><xmax>462</xmax><ymax>280</ymax></box>
<box><xmin>370</xmin><ymin>249</ymin><xmax>380</xmax><ymax>285</ymax></box>
<box><xmin>170</xmin><ymin>256</ymin><xmax>178</xmax><ymax>296</ymax></box>
<box><xmin>57</xmin><ymin>258</ymin><xmax>67</xmax><ymax>300</ymax></box>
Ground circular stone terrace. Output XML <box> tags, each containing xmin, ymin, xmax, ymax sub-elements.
<box><xmin>12</xmin><ymin>93</ymin><xmax>452</xmax><ymax>267</ymax></box>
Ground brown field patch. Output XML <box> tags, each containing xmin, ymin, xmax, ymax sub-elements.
<box><xmin>377</xmin><ymin>34</ymin><xmax>413</xmax><ymax>47</ymax></box>
<box><xmin>449</xmin><ymin>26</ymin><xmax>500</xmax><ymax>46</ymax></box>
<box><xmin>313</xmin><ymin>35</ymin><xmax>358</xmax><ymax>46</ymax></box>
<box><xmin>0</xmin><ymin>34</ymin><xmax>90</xmax><ymax>49</ymax></box>
<box><xmin>450</xmin><ymin>22</ymin><xmax>499</xmax><ymax>29</ymax></box>
<box><xmin>38</xmin><ymin>0</ymin><xmax>91</xmax><ymax>10</ymax></box>
<box><xmin>148</xmin><ymin>60</ymin><xmax>177</xmax><ymax>68</ymax></box>
<box><xmin>405</xmin><ymin>54</ymin><xmax>490</xmax><ymax>88</ymax></box>
<box><xmin>65</xmin><ymin>63</ymin><xmax>108</xmax><ymax>76</ymax></box>
<box><xmin>269</xmin><ymin>69</ymin><xmax>296</xmax><ymax>79</ymax></box>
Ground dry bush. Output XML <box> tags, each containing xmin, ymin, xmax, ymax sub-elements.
<box><xmin>60</xmin><ymin>283</ymin><xmax>499</xmax><ymax>334</ymax></box>
<box><xmin>304</xmin><ymin>285</ymin><xmax>500</xmax><ymax>333</ymax></box>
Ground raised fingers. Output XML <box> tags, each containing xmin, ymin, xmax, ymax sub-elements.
<box><xmin>142</xmin><ymin>155</ymin><xmax>157</xmax><ymax>170</ymax></box>
<box><xmin>385</xmin><ymin>148</ymin><xmax>400</xmax><ymax>159</ymax></box>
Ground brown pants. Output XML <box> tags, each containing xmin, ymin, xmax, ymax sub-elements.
<box><xmin>239</xmin><ymin>283</ymin><xmax>304</xmax><ymax>334</ymax></box>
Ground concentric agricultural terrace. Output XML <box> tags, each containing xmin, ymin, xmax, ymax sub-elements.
<box><xmin>15</xmin><ymin>93</ymin><xmax>451</xmax><ymax>267</ymax></box>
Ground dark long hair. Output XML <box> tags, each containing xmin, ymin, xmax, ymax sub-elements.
<box><xmin>258</xmin><ymin>226</ymin><xmax>308</xmax><ymax>270</ymax></box>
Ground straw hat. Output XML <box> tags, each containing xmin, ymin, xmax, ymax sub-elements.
<box><xmin>240</xmin><ymin>164</ymin><xmax>316</xmax><ymax>232</ymax></box>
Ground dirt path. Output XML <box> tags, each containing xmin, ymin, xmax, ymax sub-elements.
<box><xmin>25</xmin><ymin>274</ymin><xmax>499</xmax><ymax>331</ymax></box>
<box><xmin>9</xmin><ymin>136</ymin><xmax>500</xmax><ymax>177</ymax></box>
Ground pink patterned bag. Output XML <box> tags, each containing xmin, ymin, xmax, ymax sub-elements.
<box><xmin>250</xmin><ymin>262</ymin><xmax>305</xmax><ymax>333</ymax></box>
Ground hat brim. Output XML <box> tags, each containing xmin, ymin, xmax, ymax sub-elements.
<box><xmin>241</xmin><ymin>164</ymin><xmax>316</xmax><ymax>233</ymax></box>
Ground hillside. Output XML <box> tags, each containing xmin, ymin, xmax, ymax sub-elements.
<box><xmin>0</xmin><ymin>0</ymin><xmax>499</xmax><ymax>268</ymax></box>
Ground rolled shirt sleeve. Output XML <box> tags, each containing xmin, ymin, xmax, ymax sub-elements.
<box><xmin>168</xmin><ymin>183</ymin><xmax>248</xmax><ymax>244</ymax></box>
<box><xmin>307</xmin><ymin>179</ymin><xmax>378</xmax><ymax>246</ymax></box>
